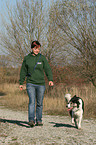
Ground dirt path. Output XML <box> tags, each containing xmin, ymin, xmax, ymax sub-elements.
<box><xmin>0</xmin><ymin>106</ymin><xmax>96</xmax><ymax>145</ymax></box>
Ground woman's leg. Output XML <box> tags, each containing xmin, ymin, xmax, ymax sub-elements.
<box><xmin>36</xmin><ymin>85</ymin><xmax>45</xmax><ymax>123</ymax></box>
<box><xmin>26</xmin><ymin>83</ymin><xmax>36</xmax><ymax>122</ymax></box>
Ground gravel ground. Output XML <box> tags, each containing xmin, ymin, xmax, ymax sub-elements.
<box><xmin>0</xmin><ymin>106</ymin><xmax>96</xmax><ymax>145</ymax></box>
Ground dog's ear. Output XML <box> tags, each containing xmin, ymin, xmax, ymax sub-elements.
<box><xmin>73</xmin><ymin>95</ymin><xmax>77</xmax><ymax>97</ymax></box>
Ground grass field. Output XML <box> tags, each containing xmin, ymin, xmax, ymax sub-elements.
<box><xmin>0</xmin><ymin>83</ymin><xmax>96</xmax><ymax>118</ymax></box>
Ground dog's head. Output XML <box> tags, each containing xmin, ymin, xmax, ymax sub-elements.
<box><xmin>64</xmin><ymin>94</ymin><xmax>77</xmax><ymax>110</ymax></box>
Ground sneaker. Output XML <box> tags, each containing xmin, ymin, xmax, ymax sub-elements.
<box><xmin>36</xmin><ymin>121</ymin><xmax>43</xmax><ymax>126</ymax></box>
<box><xmin>28</xmin><ymin>121</ymin><xmax>35</xmax><ymax>127</ymax></box>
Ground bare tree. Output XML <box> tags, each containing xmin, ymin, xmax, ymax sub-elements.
<box><xmin>43</xmin><ymin>0</ymin><xmax>68</xmax><ymax>65</ymax></box>
<box><xmin>0</xmin><ymin>0</ymin><xmax>47</xmax><ymax>64</ymax></box>
<box><xmin>48</xmin><ymin>0</ymin><xmax>96</xmax><ymax>87</ymax></box>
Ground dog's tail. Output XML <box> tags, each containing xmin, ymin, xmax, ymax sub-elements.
<box><xmin>64</xmin><ymin>94</ymin><xmax>71</xmax><ymax>103</ymax></box>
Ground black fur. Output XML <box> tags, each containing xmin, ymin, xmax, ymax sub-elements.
<box><xmin>69</xmin><ymin>110</ymin><xmax>72</xmax><ymax>117</ymax></box>
<box><xmin>69</xmin><ymin>95</ymin><xmax>84</xmax><ymax>112</ymax></box>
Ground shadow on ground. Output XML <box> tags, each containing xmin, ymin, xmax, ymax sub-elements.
<box><xmin>0</xmin><ymin>92</ymin><xmax>7</xmax><ymax>96</ymax></box>
<box><xmin>0</xmin><ymin>118</ymin><xmax>30</xmax><ymax>128</ymax></box>
<box><xmin>49</xmin><ymin>121</ymin><xmax>76</xmax><ymax>128</ymax></box>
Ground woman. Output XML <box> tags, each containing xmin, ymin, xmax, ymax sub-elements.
<box><xmin>19</xmin><ymin>40</ymin><xmax>54</xmax><ymax>127</ymax></box>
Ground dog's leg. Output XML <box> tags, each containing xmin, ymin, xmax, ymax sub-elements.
<box><xmin>74</xmin><ymin>118</ymin><xmax>78</xmax><ymax>129</ymax></box>
<box><xmin>72</xmin><ymin>117</ymin><xmax>74</xmax><ymax>124</ymax></box>
<box><xmin>71</xmin><ymin>111</ymin><xmax>74</xmax><ymax>124</ymax></box>
<box><xmin>78</xmin><ymin>115</ymin><xmax>82</xmax><ymax>129</ymax></box>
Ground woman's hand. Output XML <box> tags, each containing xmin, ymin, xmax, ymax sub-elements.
<box><xmin>19</xmin><ymin>85</ymin><xmax>23</xmax><ymax>90</ymax></box>
<box><xmin>49</xmin><ymin>81</ymin><xmax>54</xmax><ymax>86</ymax></box>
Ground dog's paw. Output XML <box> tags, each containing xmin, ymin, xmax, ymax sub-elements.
<box><xmin>72</xmin><ymin>121</ymin><xmax>75</xmax><ymax>124</ymax></box>
<box><xmin>78</xmin><ymin>126</ymin><xmax>81</xmax><ymax>129</ymax></box>
<box><xmin>76</xmin><ymin>125</ymin><xmax>81</xmax><ymax>129</ymax></box>
<box><xmin>71</xmin><ymin>118</ymin><xmax>75</xmax><ymax>124</ymax></box>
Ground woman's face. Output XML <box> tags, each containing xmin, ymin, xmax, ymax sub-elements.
<box><xmin>32</xmin><ymin>45</ymin><xmax>40</xmax><ymax>55</ymax></box>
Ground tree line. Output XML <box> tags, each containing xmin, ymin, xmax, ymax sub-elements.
<box><xmin>0</xmin><ymin>0</ymin><xmax>96</xmax><ymax>87</ymax></box>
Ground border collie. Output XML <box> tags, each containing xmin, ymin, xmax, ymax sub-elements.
<box><xmin>64</xmin><ymin>94</ymin><xmax>84</xmax><ymax>129</ymax></box>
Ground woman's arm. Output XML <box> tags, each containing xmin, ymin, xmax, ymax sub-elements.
<box><xmin>19</xmin><ymin>58</ymin><xmax>27</xmax><ymax>87</ymax></box>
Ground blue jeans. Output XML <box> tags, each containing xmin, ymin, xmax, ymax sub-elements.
<box><xmin>26</xmin><ymin>83</ymin><xmax>45</xmax><ymax>123</ymax></box>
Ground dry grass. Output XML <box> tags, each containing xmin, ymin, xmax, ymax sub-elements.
<box><xmin>0</xmin><ymin>83</ymin><xmax>96</xmax><ymax>118</ymax></box>
<box><xmin>0</xmin><ymin>83</ymin><xmax>28</xmax><ymax>111</ymax></box>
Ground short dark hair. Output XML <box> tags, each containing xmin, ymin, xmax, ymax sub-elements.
<box><xmin>31</xmin><ymin>40</ymin><xmax>41</xmax><ymax>48</ymax></box>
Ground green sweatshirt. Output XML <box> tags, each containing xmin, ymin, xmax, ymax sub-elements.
<box><xmin>19</xmin><ymin>53</ymin><xmax>53</xmax><ymax>85</ymax></box>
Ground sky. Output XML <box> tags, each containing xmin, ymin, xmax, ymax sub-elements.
<box><xmin>0</xmin><ymin>0</ymin><xmax>16</xmax><ymax>30</ymax></box>
<box><xmin>0</xmin><ymin>0</ymin><xmax>58</xmax><ymax>30</ymax></box>
<box><xmin>0</xmin><ymin>0</ymin><xmax>59</xmax><ymax>54</ymax></box>
<box><xmin>0</xmin><ymin>0</ymin><xmax>17</xmax><ymax>54</ymax></box>
<box><xmin>0</xmin><ymin>0</ymin><xmax>42</xmax><ymax>54</ymax></box>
